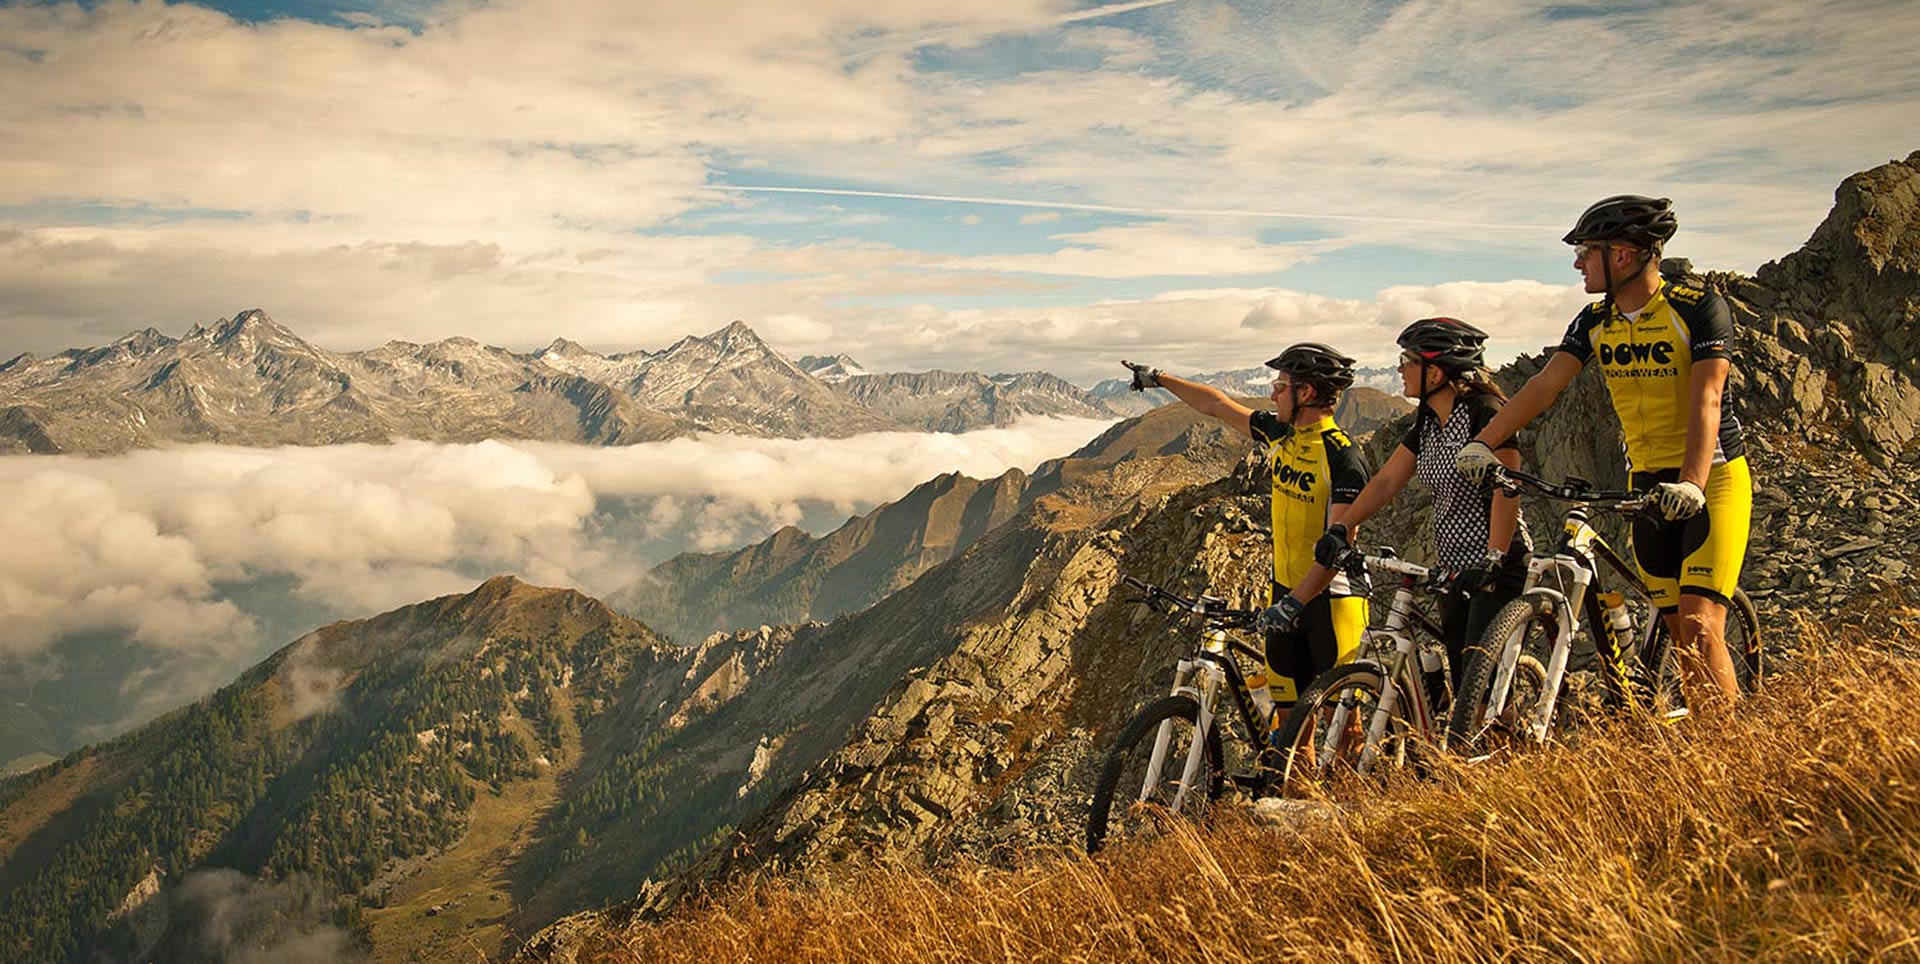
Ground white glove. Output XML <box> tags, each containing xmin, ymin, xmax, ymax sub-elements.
<box><xmin>1454</xmin><ymin>440</ymin><xmax>1501</xmax><ymax>486</ymax></box>
<box><xmin>1654</xmin><ymin>479</ymin><xmax>1707</xmax><ymax>521</ymax></box>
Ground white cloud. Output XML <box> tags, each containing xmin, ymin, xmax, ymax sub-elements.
<box><xmin>0</xmin><ymin>0</ymin><xmax>1912</xmax><ymax>372</ymax></box>
<box><xmin>949</xmin><ymin>222</ymin><xmax>1331</xmax><ymax>278</ymax></box>
<box><xmin>0</xmin><ymin>418</ymin><xmax>1112</xmax><ymax>667</ymax></box>
<box><xmin>801</xmin><ymin>279</ymin><xmax>1590</xmax><ymax>382</ymax></box>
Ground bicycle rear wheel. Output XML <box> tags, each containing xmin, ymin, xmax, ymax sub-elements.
<box><xmin>1086</xmin><ymin>695</ymin><xmax>1224</xmax><ymax>854</ymax></box>
<box><xmin>1728</xmin><ymin>588</ymin><xmax>1762</xmax><ymax>693</ymax></box>
<box><xmin>1649</xmin><ymin>588</ymin><xmax>1764</xmax><ymax>704</ymax></box>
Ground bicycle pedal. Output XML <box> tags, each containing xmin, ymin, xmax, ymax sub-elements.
<box><xmin>1659</xmin><ymin>707</ymin><xmax>1690</xmax><ymax>726</ymax></box>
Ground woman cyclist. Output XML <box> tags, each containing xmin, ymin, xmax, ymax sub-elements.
<box><xmin>1315</xmin><ymin>318</ymin><xmax>1530</xmax><ymax>707</ymax></box>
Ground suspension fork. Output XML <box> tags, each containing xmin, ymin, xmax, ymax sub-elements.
<box><xmin>1166</xmin><ymin>662</ymin><xmax>1223</xmax><ymax>812</ymax></box>
<box><xmin>1140</xmin><ymin>658</ymin><xmax>1199</xmax><ymax>801</ymax></box>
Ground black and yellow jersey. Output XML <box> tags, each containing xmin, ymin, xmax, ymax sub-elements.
<box><xmin>1249</xmin><ymin>411</ymin><xmax>1368</xmax><ymax>596</ymax></box>
<box><xmin>1555</xmin><ymin>280</ymin><xmax>1746</xmax><ymax>472</ymax></box>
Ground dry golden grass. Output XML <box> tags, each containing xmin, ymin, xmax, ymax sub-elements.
<box><xmin>567</xmin><ymin>611</ymin><xmax>1920</xmax><ymax>963</ymax></box>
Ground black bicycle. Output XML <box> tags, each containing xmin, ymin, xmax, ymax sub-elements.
<box><xmin>1448</xmin><ymin>466</ymin><xmax>1763</xmax><ymax>752</ymax></box>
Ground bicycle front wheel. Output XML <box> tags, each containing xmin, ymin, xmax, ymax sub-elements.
<box><xmin>1272</xmin><ymin>662</ymin><xmax>1405</xmax><ymax>795</ymax></box>
<box><xmin>1729</xmin><ymin>588</ymin><xmax>1762</xmax><ymax>693</ymax></box>
<box><xmin>1086</xmin><ymin>695</ymin><xmax>1224</xmax><ymax>854</ymax></box>
<box><xmin>1448</xmin><ymin>592</ymin><xmax>1557</xmax><ymax>756</ymax></box>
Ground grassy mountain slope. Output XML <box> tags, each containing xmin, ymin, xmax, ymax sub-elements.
<box><xmin>0</xmin><ymin>576</ymin><xmax>686</xmax><ymax>963</ymax></box>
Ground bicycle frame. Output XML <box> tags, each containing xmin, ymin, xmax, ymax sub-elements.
<box><xmin>1140</xmin><ymin>603</ymin><xmax>1267</xmax><ymax>811</ymax></box>
<box><xmin>1481</xmin><ymin>480</ymin><xmax>1658</xmax><ymax>741</ymax></box>
<box><xmin>1318</xmin><ymin>555</ymin><xmax>1448</xmax><ymax>774</ymax></box>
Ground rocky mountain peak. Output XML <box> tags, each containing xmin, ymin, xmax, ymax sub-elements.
<box><xmin>541</xmin><ymin>337</ymin><xmax>595</xmax><ymax>357</ymax></box>
<box><xmin>798</xmin><ymin>353</ymin><xmax>867</xmax><ymax>383</ymax></box>
<box><xmin>113</xmin><ymin>327</ymin><xmax>174</xmax><ymax>355</ymax></box>
<box><xmin>1756</xmin><ymin>151</ymin><xmax>1920</xmax><ymax>341</ymax></box>
<box><xmin>209</xmin><ymin>308</ymin><xmax>294</xmax><ymax>345</ymax></box>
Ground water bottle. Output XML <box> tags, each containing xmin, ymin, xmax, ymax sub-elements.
<box><xmin>1420</xmin><ymin>644</ymin><xmax>1448</xmax><ymax>711</ymax></box>
<box><xmin>1247</xmin><ymin>668</ymin><xmax>1275</xmax><ymax>721</ymax></box>
<box><xmin>1419</xmin><ymin>645</ymin><xmax>1445</xmax><ymax>675</ymax></box>
<box><xmin>1601</xmin><ymin>592</ymin><xmax>1634</xmax><ymax>644</ymax></box>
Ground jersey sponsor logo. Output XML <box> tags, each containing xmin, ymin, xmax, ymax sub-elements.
<box><xmin>1686</xmin><ymin>564</ymin><xmax>1714</xmax><ymax>576</ymax></box>
<box><xmin>1273</xmin><ymin>462</ymin><xmax>1318</xmax><ymax>492</ymax></box>
<box><xmin>1598</xmin><ymin>340</ymin><xmax>1675</xmax><ymax>367</ymax></box>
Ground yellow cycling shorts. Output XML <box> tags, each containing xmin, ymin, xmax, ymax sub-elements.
<box><xmin>1629</xmin><ymin>456</ymin><xmax>1753</xmax><ymax>611</ymax></box>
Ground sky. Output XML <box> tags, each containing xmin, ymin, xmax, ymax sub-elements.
<box><xmin>3</xmin><ymin>0</ymin><xmax>1919</xmax><ymax>383</ymax></box>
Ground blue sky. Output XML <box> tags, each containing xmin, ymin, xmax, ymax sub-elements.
<box><xmin>3</xmin><ymin>0</ymin><xmax>1918</xmax><ymax>381</ymax></box>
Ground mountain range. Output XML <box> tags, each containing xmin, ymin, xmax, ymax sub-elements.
<box><xmin>6</xmin><ymin>152</ymin><xmax>1913</xmax><ymax>964</ymax></box>
<box><xmin>0</xmin><ymin>316</ymin><xmax>1124</xmax><ymax>455</ymax></box>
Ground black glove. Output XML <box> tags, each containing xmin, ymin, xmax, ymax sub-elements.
<box><xmin>1313</xmin><ymin>523</ymin><xmax>1351</xmax><ymax>568</ymax></box>
<box><xmin>1445</xmin><ymin>549</ymin><xmax>1506</xmax><ymax>597</ymax></box>
<box><xmin>1446</xmin><ymin>565</ymin><xmax>1495</xmax><ymax>598</ymax></box>
<box><xmin>1121</xmin><ymin>360</ymin><xmax>1163</xmax><ymax>391</ymax></box>
<box><xmin>1256</xmin><ymin>594</ymin><xmax>1306</xmax><ymax>636</ymax></box>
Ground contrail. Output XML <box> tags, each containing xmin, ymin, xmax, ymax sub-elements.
<box><xmin>710</xmin><ymin>184</ymin><xmax>1560</xmax><ymax>232</ymax></box>
<box><xmin>846</xmin><ymin>0</ymin><xmax>1186</xmax><ymax>59</ymax></box>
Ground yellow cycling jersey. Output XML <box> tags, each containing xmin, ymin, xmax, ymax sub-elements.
<box><xmin>1556</xmin><ymin>280</ymin><xmax>1747</xmax><ymax>472</ymax></box>
<box><xmin>1249</xmin><ymin>412</ymin><xmax>1368</xmax><ymax>595</ymax></box>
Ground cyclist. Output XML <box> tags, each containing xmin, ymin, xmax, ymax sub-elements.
<box><xmin>1316</xmin><ymin>318</ymin><xmax>1532</xmax><ymax>706</ymax></box>
<box><xmin>1122</xmin><ymin>345</ymin><xmax>1370</xmax><ymax>724</ymax></box>
<box><xmin>1456</xmin><ymin>195</ymin><xmax>1751</xmax><ymax>705</ymax></box>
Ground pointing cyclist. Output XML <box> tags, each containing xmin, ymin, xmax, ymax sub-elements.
<box><xmin>1456</xmin><ymin>196</ymin><xmax>1751</xmax><ymax>705</ymax></box>
<box><xmin>1122</xmin><ymin>345</ymin><xmax>1370</xmax><ymax>727</ymax></box>
<box><xmin>1316</xmin><ymin>318</ymin><xmax>1532</xmax><ymax>706</ymax></box>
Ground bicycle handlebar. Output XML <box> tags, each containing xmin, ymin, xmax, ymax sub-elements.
<box><xmin>1487</xmin><ymin>466</ymin><xmax>1653</xmax><ymax>516</ymax></box>
<box><xmin>1119</xmin><ymin>575</ymin><xmax>1260</xmax><ymax>626</ymax></box>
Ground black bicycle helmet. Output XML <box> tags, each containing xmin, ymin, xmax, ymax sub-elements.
<box><xmin>1396</xmin><ymin>317</ymin><xmax>1488</xmax><ymax>374</ymax></box>
<box><xmin>1264</xmin><ymin>342</ymin><xmax>1356</xmax><ymax>394</ymax></box>
<box><xmin>1563</xmin><ymin>194</ymin><xmax>1678</xmax><ymax>248</ymax></box>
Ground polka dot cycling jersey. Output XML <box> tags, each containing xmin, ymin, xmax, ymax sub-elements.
<box><xmin>1399</xmin><ymin>393</ymin><xmax>1531</xmax><ymax>570</ymax></box>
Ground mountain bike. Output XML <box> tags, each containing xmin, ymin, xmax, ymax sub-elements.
<box><xmin>1271</xmin><ymin>549</ymin><xmax>1546</xmax><ymax>793</ymax></box>
<box><xmin>1085</xmin><ymin>577</ymin><xmax>1267</xmax><ymax>854</ymax></box>
<box><xmin>1447</xmin><ymin>466</ymin><xmax>1763</xmax><ymax>752</ymax></box>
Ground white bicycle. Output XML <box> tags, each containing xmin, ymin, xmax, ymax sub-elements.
<box><xmin>1271</xmin><ymin>549</ymin><xmax>1546</xmax><ymax>792</ymax></box>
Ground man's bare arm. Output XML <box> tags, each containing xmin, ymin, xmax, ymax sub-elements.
<box><xmin>1681</xmin><ymin>358</ymin><xmax>1729</xmax><ymax>488</ymax></box>
<box><xmin>1471</xmin><ymin>352</ymin><xmax>1584</xmax><ymax>447</ymax></box>
<box><xmin>1155</xmin><ymin>374</ymin><xmax>1256</xmax><ymax>438</ymax></box>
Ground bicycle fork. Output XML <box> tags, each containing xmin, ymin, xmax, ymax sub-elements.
<box><xmin>1484</xmin><ymin>582</ymin><xmax>1590</xmax><ymax>743</ymax></box>
<box><xmin>1143</xmin><ymin>657</ymin><xmax>1223</xmax><ymax>810</ymax></box>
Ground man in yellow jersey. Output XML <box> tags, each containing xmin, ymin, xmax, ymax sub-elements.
<box><xmin>1122</xmin><ymin>345</ymin><xmax>1370</xmax><ymax>719</ymax></box>
<box><xmin>1456</xmin><ymin>195</ymin><xmax>1752</xmax><ymax>705</ymax></box>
